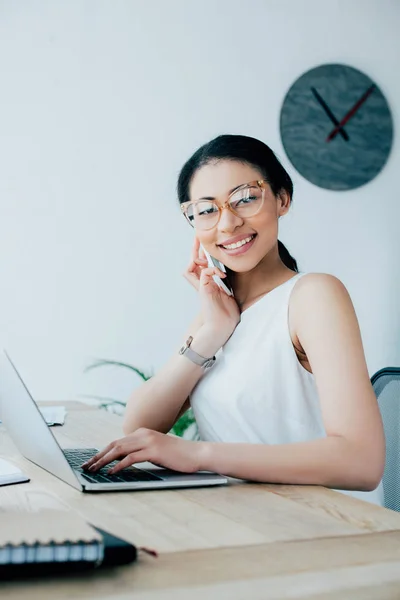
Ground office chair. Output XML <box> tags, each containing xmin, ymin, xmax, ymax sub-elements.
<box><xmin>371</xmin><ymin>367</ymin><xmax>400</xmax><ymax>511</ymax></box>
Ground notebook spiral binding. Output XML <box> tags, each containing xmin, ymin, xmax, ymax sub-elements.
<box><xmin>0</xmin><ymin>538</ymin><xmax>104</xmax><ymax>565</ymax></box>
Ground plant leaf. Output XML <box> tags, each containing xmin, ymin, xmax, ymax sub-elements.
<box><xmin>78</xmin><ymin>394</ymin><xmax>127</xmax><ymax>406</ymax></box>
<box><xmin>84</xmin><ymin>359</ymin><xmax>151</xmax><ymax>381</ymax></box>
<box><xmin>171</xmin><ymin>409</ymin><xmax>196</xmax><ymax>437</ymax></box>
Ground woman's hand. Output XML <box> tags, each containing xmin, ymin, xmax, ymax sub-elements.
<box><xmin>81</xmin><ymin>428</ymin><xmax>204</xmax><ymax>474</ymax></box>
<box><xmin>183</xmin><ymin>238</ymin><xmax>240</xmax><ymax>353</ymax></box>
<box><xmin>184</xmin><ymin>237</ymin><xmax>209</xmax><ymax>292</ymax></box>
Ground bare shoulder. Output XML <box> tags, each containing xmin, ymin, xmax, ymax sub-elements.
<box><xmin>291</xmin><ymin>272</ymin><xmax>351</xmax><ymax>305</ymax></box>
<box><xmin>289</xmin><ymin>273</ymin><xmax>356</xmax><ymax>350</ymax></box>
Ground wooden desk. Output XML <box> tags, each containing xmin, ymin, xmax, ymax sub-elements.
<box><xmin>2</xmin><ymin>404</ymin><xmax>400</xmax><ymax>599</ymax></box>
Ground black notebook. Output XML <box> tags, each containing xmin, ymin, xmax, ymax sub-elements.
<box><xmin>0</xmin><ymin>510</ymin><xmax>137</xmax><ymax>579</ymax></box>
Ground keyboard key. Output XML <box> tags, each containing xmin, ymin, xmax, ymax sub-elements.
<box><xmin>64</xmin><ymin>448</ymin><xmax>162</xmax><ymax>484</ymax></box>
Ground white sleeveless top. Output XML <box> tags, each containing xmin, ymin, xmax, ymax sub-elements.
<box><xmin>190</xmin><ymin>272</ymin><xmax>384</xmax><ymax>506</ymax></box>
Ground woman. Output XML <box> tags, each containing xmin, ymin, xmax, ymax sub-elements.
<box><xmin>83</xmin><ymin>135</ymin><xmax>385</xmax><ymax>504</ymax></box>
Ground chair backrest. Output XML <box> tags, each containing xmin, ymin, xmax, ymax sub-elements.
<box><xmin>371</xmin><ymin>367</ymin><xmax>400</xmax><ymax>511</ymax></box>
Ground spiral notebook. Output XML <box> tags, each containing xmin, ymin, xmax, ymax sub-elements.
<box><xmin>0</xmin><ymin>510</ymin><xmax>137</xmax><ymax>578</ymax></box>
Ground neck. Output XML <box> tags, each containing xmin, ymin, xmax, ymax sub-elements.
<box><xmin>231</xmin><ymin>246</ymin><xmax>296</xmax><ymax>310</ymax></box>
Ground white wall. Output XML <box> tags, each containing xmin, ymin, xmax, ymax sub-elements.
<box><xmin>0</xmin><ymin>0</ymin><xmax>399</xmax><ymax>403</ymax></box>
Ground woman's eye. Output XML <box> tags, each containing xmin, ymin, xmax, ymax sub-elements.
<box><xmin>236</xmin><ymin>195</ymin><xmax>257</xmax><ymax>205</ymax></box>
<box><xmin>198</xmin><ymin>205</ymin><xmax>218</xmax><ymax>216</ymax></box>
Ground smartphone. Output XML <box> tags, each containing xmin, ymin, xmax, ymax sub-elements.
<box><xmin>201</xmin><ymin>246</ymin><xmax>234</xmax><ymax>296</ymax></box>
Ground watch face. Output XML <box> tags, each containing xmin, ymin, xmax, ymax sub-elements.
<box><xmin>280</xmin><ymin>63</ymin><xmax>393</xmax><ymax>190</ymax></box>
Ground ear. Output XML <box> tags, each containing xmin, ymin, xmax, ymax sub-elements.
<box><xmin>277</xmin><ymin>191</ymin><xmax>291</xmax><ymax>218</ymax></box>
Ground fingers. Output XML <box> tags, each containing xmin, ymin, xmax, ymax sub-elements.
<box><xmin>183</xmin><ymin>267</ymin><xmax>201</xmax><ymax>290</ymax></box>
<box><xmin>87</xmin><ymin>447</ymin><xmax>123</xmax><ymax>471</ymax></box>
<box><xmin>194</xmin><ymin>237</ymin><xmax>207</xmax><ymax>263</ymax></box>
<box><xmin>81</xmin><ymin>429</ymin><xmax>163</xmax><ymax>474</ymax></box>
<box><xmin>200</xmin><ymin>266</ymin><xmax>227</xmax><ymax>286</ymax></box>
<box><xmin>194</xmin><ymin>257</ymin><xmax>208</xmax><ymax>266</ymax></box>
<box><xmin>108</xmin><ymin>451</ymin><xmax>148</xmax><ymax>474</ymax></box>
<box><xmin>192</xmin><ymin>237</ymin><xmax>200</xmax><ymax>262</ymax></box>
<box><xmin>81</xmin><ymin>442</ymin><xmax>115</xmax><ymax>469</ymax></box>
<box><xmin>186</xmin><ymin>240</ymin><xmax>224</xmax><ymax>292</ymax></box>
<box><xmin>183</xmin><ymin>257</ymin><xmax>207</xmax><ymax>290</ymax></box>
<box><xmin>184</xmin><ymin>265</ymin><xmax>226</xmax><ymax>292</ymax></box>
<box><xmin>82</xmin><ymin>438</ymin><xmax>141</xmax><ymax>472</ymax></box>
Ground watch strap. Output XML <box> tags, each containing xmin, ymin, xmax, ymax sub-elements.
<box><xmin>179</xmin><ymin>336</ymin><xmax>216</xmax><ymax>369</ymax></box>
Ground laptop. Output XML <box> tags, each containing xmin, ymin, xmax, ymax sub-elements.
<box><xmin>0</xmin><ymin>350</ymin><xmax>228</xmax><ymax>492</ymax></box>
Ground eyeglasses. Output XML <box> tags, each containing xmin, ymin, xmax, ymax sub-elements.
<box><xmin>180</xmin><ymin>180</ymin><xmax>267</xmax><ymax>231</ymax></box>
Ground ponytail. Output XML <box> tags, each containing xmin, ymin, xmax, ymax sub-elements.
<box><xmin>278</xmin><ymin>240</ymin><xmax>298</xmax><ymax>273</ymax></box>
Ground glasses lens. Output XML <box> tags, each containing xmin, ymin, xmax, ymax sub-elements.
<box><xmin>186</xmin><ymin>200</ymin><xmax>219</xmax><ymax>230</ymax></box>
<box><xmin>229</xmin><ymin>185</ymin><xmax>263</xmax><ymax>217</ymax></box>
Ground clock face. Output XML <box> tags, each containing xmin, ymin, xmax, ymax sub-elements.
<box><xmin>280</xmin><ymin>64</ymin><xmax>393</xmax><ymax>190</ymax></box>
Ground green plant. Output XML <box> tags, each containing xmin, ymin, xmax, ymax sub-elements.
<box><xmin>83</xmin><ymin>359</ymin><xmax>197</xmax><ymax>438</ymax></box>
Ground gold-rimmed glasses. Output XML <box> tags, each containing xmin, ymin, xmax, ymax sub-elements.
<box><xmin>180</xmin><ymin>180</ymin><xmax>267</xmax><ymax>231</ymax></box>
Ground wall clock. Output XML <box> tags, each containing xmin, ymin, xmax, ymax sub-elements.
<box><xmin>279</xmin><ymin>64</ymin><xmax>393</xmax><ymax>190</ymax></box>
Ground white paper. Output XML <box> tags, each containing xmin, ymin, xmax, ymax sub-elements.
<box><xmin>39</xmin><ymin>406</ymin><xmax>66</xmax><ymax>426</ymax></box>
<box><xmin>0</xmin><ymin>457</ymin><xmax>30</xmax><ymax>486</ymax></box>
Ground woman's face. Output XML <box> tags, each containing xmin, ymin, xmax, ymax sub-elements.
<box><xmin>189</xmin><ymin>160</ymin><xmax>290</xmax><ymax>273</ymax></box>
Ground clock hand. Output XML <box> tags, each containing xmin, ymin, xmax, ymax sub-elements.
<box><xmin>311</xmin><ymin>87</ymin><xmax>349</xmax><ymax>142</ymax></box>
<box><xmin>326</xmin><ymin>84</ymin><xmax>376</xmax><ymax>142</ymax></box>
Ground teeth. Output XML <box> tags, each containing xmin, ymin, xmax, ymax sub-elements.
<box><xmin>222</xmin><ymin>235</ymin><xmax>254</xmax><ymax>250</ymax></box>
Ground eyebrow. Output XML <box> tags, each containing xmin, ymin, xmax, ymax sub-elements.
<box><xmin>194</xmin><ymin>183</ymin><xmax>244</xmax><ymax>203</ymax></box>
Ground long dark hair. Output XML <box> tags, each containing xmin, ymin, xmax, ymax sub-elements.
<box><xmin>177</xmin><ymin>134</ymin><xmax>298</xmax><ymax>272</ymax></box>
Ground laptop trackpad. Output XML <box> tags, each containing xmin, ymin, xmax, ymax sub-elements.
<box><xmin>137</xmin><ymin>462</ymin><xmax>211</xmax><ymax>481</ymax></box>
<box><xmin>136</xmin><ymin>461</ymin><xmax>184</xmax><ymax>479</ymax></box>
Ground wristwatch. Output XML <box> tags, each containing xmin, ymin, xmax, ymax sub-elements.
<box><xmin>179</xmin><ymin>336</ymin><xmax>216</xmax><ymax>370</ymax></box>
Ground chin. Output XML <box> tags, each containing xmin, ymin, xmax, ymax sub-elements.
<box><xmin>222</xmin><ymin>256</ymin><xmax>261</xmax><ymax>273</ymax></box>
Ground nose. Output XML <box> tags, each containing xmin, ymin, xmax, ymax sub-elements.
<box><xmin>218</xmin><ymin>205</ymin><xmax>243</xmax><ymax>233</ymax></box>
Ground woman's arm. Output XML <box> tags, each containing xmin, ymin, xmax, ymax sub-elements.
<box><xmin>198</xmin><ymin>274</ymin><xmax>385</xmax><ymax>490</ymax></box>
<box><xmin>122</xmin><ymin>313</ymin><xmax>209</xmax><ymax>435</ymax></box>
<box><xmin>123</xmin><ymin>239</ymin><xmax>240</xmax><ymax>436</ymax></box>
<box><xmin>198</xmin><ymin>436</ymin><xmax>380</xmax><ymax>491</ymax></box>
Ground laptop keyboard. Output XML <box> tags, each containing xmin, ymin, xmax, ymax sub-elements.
<box><xmin>63</xmin><ymin>448</ymin><xmax>161</xmax><ymax>484</ymax></box>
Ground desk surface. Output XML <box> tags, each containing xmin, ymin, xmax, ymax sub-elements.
<box><xmin>1</xmin><ymin>403</ymin><xmax>400</xmax><ymax>599</ymax></box>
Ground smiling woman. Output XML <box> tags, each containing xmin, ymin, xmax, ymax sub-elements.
<box><xmin>84</xmin><ymin>134</ymin><xmax>385</xmax><ymax>506</ymax></box>
<box><xmin>179</xmin><ymin>136</ymin><xmax>298</xmax><ymax>277</ymax></box>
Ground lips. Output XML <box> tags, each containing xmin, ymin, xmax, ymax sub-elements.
<box><xmin>218</xmin><ymin>234</ymin><xmax>256</xmax><ymax>249</ymax></box>
<box><xmin>218</xmin><ymin>234</ymin><xmax>257</xmax><ymax>257</ymax></box>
